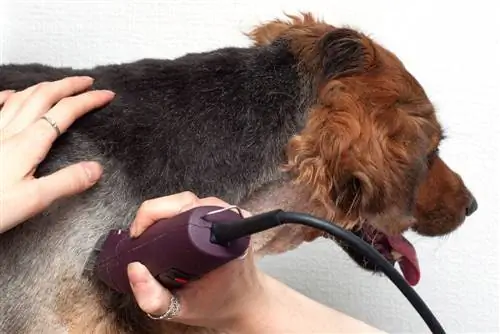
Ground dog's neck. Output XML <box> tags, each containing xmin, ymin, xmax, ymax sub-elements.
<box><xmin>231</xmin><ymin>42</ymin><xmax>327</xmax><ymax>255</ymax></box>
<box><xmin>238</xmin><ymin>178</ymin><xmax>327</xmax><ymax>257</ymax></box>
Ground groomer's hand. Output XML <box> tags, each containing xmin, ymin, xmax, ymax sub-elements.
<box><xmin>127</xmin><ymin>192</ymin><xmax>266</xmax><ymax>331</ymax></box>
<box><xmin>0</xmin><ymin>77</ymin><xmax>115</xmax><ymax>233</ymax></box>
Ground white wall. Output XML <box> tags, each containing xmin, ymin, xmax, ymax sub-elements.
<box><xmin>3</xmin><ymin>1</ymin><xmax>499</xmax><ymax>333</ymax></box>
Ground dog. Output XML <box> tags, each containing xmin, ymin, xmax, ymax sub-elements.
<box><xmin>0</xmin><ymin>13</ymin><xmax>477</xmax><ymax>333</ymax></box>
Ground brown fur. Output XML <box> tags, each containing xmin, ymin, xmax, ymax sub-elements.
<box><xmin>413</xmin><ymin>156</ymin><xmax>474</xmax><ymax>236</ymax></box>
<box><xmin>57</xmin><ymin>273</ymin><xmax>207</xmax><ymax>334</ymax></box>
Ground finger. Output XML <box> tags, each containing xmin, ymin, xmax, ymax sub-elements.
<box><xmin>0</xmin><ymin>161</ymin><xmax>102</xmax><ymax>234</ymax></box>
<box><xmin>130</xmin><ymin>191</ymin><xmax>200</xmax><ymax>237</ymax></box>
<box><xmin>36</xmin><ymin>88</ymin><xmax>115</xmax><ymax>139</ymax></box>
<box><xmin>36</xmin><ymin>160</ymin><xmax>103</xmax><ymax>200</ymax></box>
<box><xmin>0</xmin><ymin>85</ymin><xmax>40</xmax><ymax>130</ymax></box>
<box><xmin>0</xmin><ymin>90</ymin><xmax>16</xmax><ymax>137</ymax></box>
<box><xmin>130</xmin><ymin>194</ymin><xmax>248</xmax><ymax>238</ymax></box>
<box><xmin>0</xmin><ymin>81</ymin><xmax>66</xmax><ymax>133</ymax></box>
<box><xmin>0</xmin><ymin>90</ymin><xmax>15</xmax><ymax>106</ymax></box>
<box><xmin>0</xmin><ymin>87</ymin><xmax>38</xmax><ymax>130</ymax></box>
<box><xmin>3</xmin><ymin>76</ymin><xmax>96</xmax><ymax>136</ymax></box>
<box><xmin>128</xmin><ymin>262</ymin><xmax>184</xmax><ymax>319</ymax></box>
<box><xmin>24</xmin><ymin>161</ymin><xmax>101</xmax><ymax>215</ymax></box>
<box><xmin>12</xmin><ymin>89</ymin><xmax>114</xmax><ymax>172</ymax></box>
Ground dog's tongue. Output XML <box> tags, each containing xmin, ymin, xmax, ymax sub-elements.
<box><xmin>386</xmin><ymin>235</ymin><xmax>420</xmax><ymax>286</ymax></box>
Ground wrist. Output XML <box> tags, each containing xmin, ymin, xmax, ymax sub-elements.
<box><xmin>216</xmin><ymin>270</ymin><xmax>275</xmax><ymax>334</ymax></box>
<box><xmin>218</xmin><ymin>271</ymin><xmax>385</xmax><ymax>334</ymax></box>
<box><xmin>220</xmin><ymin>271</ymin><xmax>305</xmax><ymax>334</ymax></box>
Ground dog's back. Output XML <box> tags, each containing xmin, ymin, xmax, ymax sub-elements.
<box><xmin>0</xmin><ymin>42</ymin><xmax>307</xmax><ymax>333</ymax></box>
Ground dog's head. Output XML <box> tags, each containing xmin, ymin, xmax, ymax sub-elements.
<box><xmin>248</xmin><ymin>13</ymin><xmax>477</xmax><ymax>285</ymax></box>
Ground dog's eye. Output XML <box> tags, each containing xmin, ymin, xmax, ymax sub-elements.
<box><xmin>427</xmin><ymin>148</ymin><xmax>439</xmax><ymax>165</ymax></box>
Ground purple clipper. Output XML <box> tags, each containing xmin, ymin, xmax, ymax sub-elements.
<box><xmin>92</xmin><ymin>206</ymin><xmax>250</xmax><ymax>294</ymax></box>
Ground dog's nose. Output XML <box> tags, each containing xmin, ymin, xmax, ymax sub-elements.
<box><xmin>466</xmin><ymin>196</ymin><xmax>478</xmax><ymax>216</ymax></box>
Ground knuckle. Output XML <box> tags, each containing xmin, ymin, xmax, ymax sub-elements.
<box><xmin>30</xmin><ymin>82</ymin><xmax>55</xmax><ymax>103</ymax></box>
<box><xmin>146</xmin><ymin>295</ymin><xmax>167</xmax><ymax>314</ymax></box>
<box><xmin>56</xmin><ymin>96</ymin><xmax>77</xmax><ymax>111</ymax></box>
<box><xmin>36</xmin><ymin>120</ymin><xmax>57</xmax><ymax>142</ymax></box>
<box><xmin>32</xmin><ymin>181</ymin><xmax>49</xmax><ymax>209</ymax></box>
<box><xmin>64</xmin><ymin>76</ymin><xmax>85</xmax><ymax>83</ymax></box>
<box><xmin>0</xmin><ymin>90</ymin><xmax>15</xmax><ymax>102</ymax></box>
<box><xmin>69</xmin><ymin>165</ymin><xmax>91</xmax><ymax>191</ymax></box>
<box><xmin>55</xmin><ymin>93</ymin><xmax>94</xmax><ymax>117</ymax></box>
<box><xmin>33</xmin><ymin>81</ymin><xmax>50</xmax><ymax>93</ymax></box>
<box><xmin>58</xmin><ymin>96</ymin><xmax>73</xmax><ymax>105</ymax></box>
<box><xmin>203</xmin><ymin>196</ymin><xmax>230</xmax><ymax>206</ymax></box>
<box><xmin>62</xmin><ymin>76</ymin><xmax>77</xmax><ymax>83</ymax></box>
<box><xmin>204</xmin><ymin>196</ymin><xmax>223</xmax><ymax>202</ymax></box>
<box><xmin>180</xmin><ymin>191</ymin><xmax>199</xmax><ymax>202</ymax></box>
<box><xmin>202</xmin><ymin>196</ymin><xmax>227</xmax><ymax>206</ymax></box>
<box><xmin>27</xmin><ymin>179</ymin><xmax>53</xmax><ymax>213</ymax></box>
<box><xmin>139</xmin><ymin>199</ymin><xmax>155</xmax><ymax>213</ymax></box>
<box><xmin>62</xmin><ymin>76</ymin><xmax>93</xmax><ymax>91</ymax></box>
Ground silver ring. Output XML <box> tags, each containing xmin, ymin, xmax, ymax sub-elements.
<box><xmin>40</xmin><ymin>115</ymin><xmax>61</xmax><ymax>136</ymax></box>
<box><xmin>146</xmin><ymin>293</ymin><xmax>181</xmax><ymax>320</ymax></box>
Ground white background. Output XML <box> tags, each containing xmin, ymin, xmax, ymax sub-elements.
<box><xmin>1</xmin><ymin>1</ymin><xmax>499</xmax><ymax>333</ymax></box>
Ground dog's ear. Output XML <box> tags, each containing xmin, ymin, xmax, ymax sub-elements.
<box><xmin>285</xmin><ymin>83</ymin><xmax>423</xmax><ymax>228</ymax></box>
<box><xmin>284</xmin><ymin>100</ymin><xmax>380</xmax><ymax>226</ymax></box>
<box><xmin>317</xmin><ymin>28</ymin><xmax>375</xmax><ymax>81</ymax></box>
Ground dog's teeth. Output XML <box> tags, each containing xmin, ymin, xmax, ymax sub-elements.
<box><xmin>391</xmin><ymin>251</ymin><xmax>403</xmax><ymax>260</ymax></box>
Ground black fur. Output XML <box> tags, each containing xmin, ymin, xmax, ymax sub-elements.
<box><xmin>2</xmin><ymin>42</ymin><xmax>307</xmax><ymax>202</ymax></box>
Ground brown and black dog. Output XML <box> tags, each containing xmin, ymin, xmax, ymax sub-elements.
<box><xmin>0</xmin><ymin>13</ymin><xmax>476</xmax><ymax>333</ymax></box>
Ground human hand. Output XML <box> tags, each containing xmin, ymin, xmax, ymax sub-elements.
<box><xmin>127</xmin><ymin>192</ymin><xmax>266</xmax><ymax>331</ymax></box>
<box><xmin>0</xmin><ymin>77</ymin><xmax>115</xmax><ymax>233</ymax></box>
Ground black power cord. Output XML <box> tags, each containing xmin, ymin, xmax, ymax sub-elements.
<box><xmin>210</xmin><ymin>209</ymin><xmax>446</xmax><ymax>334</ymax></box>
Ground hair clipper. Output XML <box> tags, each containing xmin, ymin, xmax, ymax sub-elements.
<box><xmin>84</xmin><ymin>206</ymin><xmax>250</xmax><ymax>294</ymax></box>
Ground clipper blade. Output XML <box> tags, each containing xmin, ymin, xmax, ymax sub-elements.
<box><xmin>82</xmin><ymin>232</ymin><xmax>113</xmax><ymax>275</ymax></box>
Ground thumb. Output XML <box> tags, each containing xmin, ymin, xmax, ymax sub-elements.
<box><xmin>0</xmin><ymin>161</ymin><xmax>103</xmax><ymax>233</ymax></box>
<box><xmin>35</xmin><ymin>161</ymin><xmax>103</xmax><ymax>204</ymax></box>
<box><xmin>128</xmin><ymin>262</ymin><xmax>179</xmax><ymax>317</ymax></box>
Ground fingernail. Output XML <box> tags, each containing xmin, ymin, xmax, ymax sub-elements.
<box><xmin>82</xmin><ymin>76</ymin><xmax>94</xmax><ymax>82</ymax></box>
<box><xmin>102</xmin><ymin>90</ymin><xmax>115</xmax><ymax>96</ymax></box>
<box><xmin>81</xmin><ymin>161</ymin><xmax>102</xmax><ymax>183</ymax></box>
<box><xmin>128</xmin><ymin>262</ymin><xmax>143</xmax><ymax>273</ymax></box>
<box><xmin>130</xmin><ymin>223</ymin><xmax>137</xmax><ymax>237</ymax></box>
<box><xmin>128</xmin><ymin>262</ymin><xmax>150</xmax><ymax>286</ymax></box>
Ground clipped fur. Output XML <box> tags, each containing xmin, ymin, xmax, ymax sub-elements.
<box><xmin>0</xmin><ymin>13</ymin><xmax>476</xmax><ymax>333</ymax></box>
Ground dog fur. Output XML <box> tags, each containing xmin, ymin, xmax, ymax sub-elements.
<box><xmin>0</xmin><ymin>13</ymin><xmax>477</xmax><ymax>333</ymax></box>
